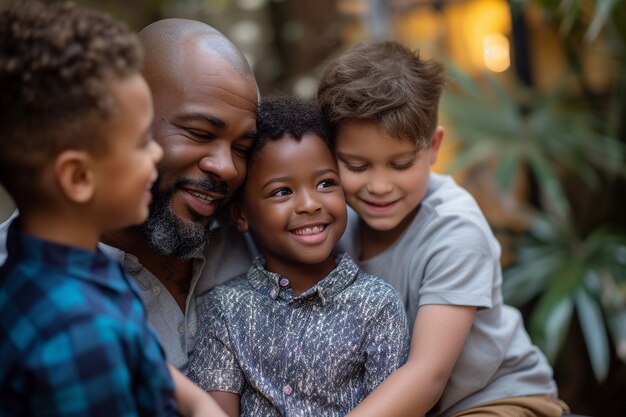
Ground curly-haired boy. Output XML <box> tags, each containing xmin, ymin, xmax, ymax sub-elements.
<box><xmin>0</xmin><ymin>2</ymin><xmax>221</xmax><ymax>416</ymax></box>
<box><xmin>187</xmin><ymin>95</ymin><xmax>409</xmax><ymax>417</ymax></box>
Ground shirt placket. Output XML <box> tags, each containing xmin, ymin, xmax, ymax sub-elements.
<box><xmin>280</xmin><ymin>296</ymin><xmax>313</xmax><ymax>417</ymax></box>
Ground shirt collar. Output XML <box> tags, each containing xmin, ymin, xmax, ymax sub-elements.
<box><xmin>5</xmin><ymin>217</ymin><xmax>129</xmax><ymax>293</ymax></box>
<box><xmin>247</xmin><ymin>252</ymin><xmax>358</xmax><ymax>305</ymax></box>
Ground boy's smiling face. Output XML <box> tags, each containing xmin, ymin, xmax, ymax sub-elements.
<box><xmin>235</xmin><ymin>133</ymin><xmax>346</xmax><ymax>276</ymax></box>
<box><xmin>335</xmin><ymin>120</ymin><xmax>442</xmax><ymax>236</ymax></box>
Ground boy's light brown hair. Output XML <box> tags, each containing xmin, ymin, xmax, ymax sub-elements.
<box><xmin>317</xmin><ymin>41</ymin><xmax>445</xmax><ymax>151</ymax></box>
<box><xmin>0</xmin><ymin>1</ymin><xmax>142</xmax><ymax>206</ymax></box>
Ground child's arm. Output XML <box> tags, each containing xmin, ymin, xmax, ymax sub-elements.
<box><xmin>168</xmin><ymin>364</ymin><xmax>232</xmax><ymax>417</ymax></box>
<box><xmin>209</xmin><ymin>391</ymin><xmax>240</xmax><ymax>417</ymax></box>
<box><xmin>347</xmin><ymin>304</ymin><xmax>476</xmax><ymax>417</ymax></box>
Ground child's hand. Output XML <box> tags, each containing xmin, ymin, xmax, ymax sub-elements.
<box><xmin>168</xmin><ymin>364</ymin><xmax>230</xmax><ymax>417</ymax></box>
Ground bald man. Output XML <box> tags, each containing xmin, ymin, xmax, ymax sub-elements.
<box><xmin>0</xmin><ymin>18</ymin><xmax>259</xmax><ymax>374</ymax></box>
<box><xmin>102</xmin><ymin>18</ymin><xmax>259</xmax><ymax>373</ymax></box>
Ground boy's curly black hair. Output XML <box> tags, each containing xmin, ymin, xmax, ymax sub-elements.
<box><xmin>252</xmin><ymin>95</ymin><xmax>332</xmax><ymax>167</ymax></box>
<box><xmin>0</xmin><ymin>1</ymin><xmax>142</xmax><ymax>204</ymax></box>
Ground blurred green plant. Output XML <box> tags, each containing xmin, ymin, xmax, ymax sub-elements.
<box><xmin>441</xmin><ymin>0</ymin><xmax>626</xmax><ymax>382</ymax></box>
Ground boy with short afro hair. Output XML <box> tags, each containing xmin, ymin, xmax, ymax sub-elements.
<box><xmin>318</xmin><ymin>41</ymin><xmax>567</xmax><ymax>417</ymax></box>
<box><xmin>0</xmin><ymin>2</ymin><xmax>221</xmax><ymax>416</ymax></box>
<box><xmin>188</xmin><ymin>95</ymin><xmax>409</xmax><ymax>417</ymax></box>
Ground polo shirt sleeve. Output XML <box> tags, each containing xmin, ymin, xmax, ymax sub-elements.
<box><xmin>25</xmin><ymin>315</ymin><xmax>175</xmax><ymax>417</ymax></box>
<box><xmin>187</xmin><ymin>290</ymin><xmax>245</xmax><ymax>394</ymax></box>
<box><xmin>418</xmin><ymin>216</ymin><xmax>496</xmax><ymax>309</ymax></box>
<box><xmin>362</xmin><ymin>284</ymin><xmax>410</xmax><ymax>393</ymax></box>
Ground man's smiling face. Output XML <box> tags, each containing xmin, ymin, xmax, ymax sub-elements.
<box><xmin>140</xmin><ymin>42</ymin><xmax>258</xmax><ymax>258</ymax></box>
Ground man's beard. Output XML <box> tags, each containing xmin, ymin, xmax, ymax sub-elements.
<box><xmin>139</xmin><ymin>177</ymin><xmax>229</xmax><ymax>259</ymax></box>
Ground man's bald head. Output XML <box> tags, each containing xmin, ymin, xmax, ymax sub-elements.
<box><xmin>133</xmin><ymin>18</ymin><xmax>259</xmax><ymax>259</ymax></box>
<box><xmin>139</xmin><ymin>18</ymin><xmax>254</xmax><ymax>86</ymax></box>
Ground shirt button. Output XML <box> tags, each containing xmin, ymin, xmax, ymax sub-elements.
<box><xmin>282</xmin><ymin>385</ymin><xmax>292</xmax><ymax>395</ymax></box>
<box><xmin>270</xmin><ymin>288</ymin><xmax>279</xmax><ymax>299</ymax></box>
<box><xmin>279</xmin><ymin>278</ymin><xmax>290</xmax><ymax>287</ymax></box>
<box><xmin>152</xmin><ymin>286</ymin><xmax>161</xmax><ymax>295</ymax></box>
<box><xmin>178</xmin><ymin>324</ymin><xmax>185</xmax><ymax>335</ymax></box>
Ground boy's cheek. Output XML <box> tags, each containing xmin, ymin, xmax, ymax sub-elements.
<box><xmin>337</xmin><ymin>173</ymin><xmax>360</xmax><ymax>198</ymax></box>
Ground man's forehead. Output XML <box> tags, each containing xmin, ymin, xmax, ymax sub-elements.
<box><xmin>140</xmin><ymin>19</ymin><xmax>258</xmax><ymax>100</ymax></box>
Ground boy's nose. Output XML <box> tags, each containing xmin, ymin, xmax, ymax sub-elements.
<box><xmin>295</xmin><ymin>190</ymin><xmax>322</xmax><ymax>214</ymax></box>
<box><xmin>366</xmin><ymin>176</ymin><xmax>393</xmax><ymax>195</ymax></box>
<box><xmin>150</xmin><ymin>140</ymin><xmax>164</xmax><ymax>163</ymax></box>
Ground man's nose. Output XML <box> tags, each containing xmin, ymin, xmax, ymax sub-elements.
<box><xmin>198</xmin><ymin>142</ymin><xmax>238</xmax><ymax>182</ymax></box>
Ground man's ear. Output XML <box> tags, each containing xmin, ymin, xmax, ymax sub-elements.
<box><xmin>429</xmin><ymin>126</ymin><xmax>444</xmax><ymax>165</ymax></box>
<box><xmin>229</xmin><ymin>200</ymin><xmax>250</xmax><ymax>233</ymax></box>
<box><xmin>54</xmin><ymin>150</ymin><xmax>95</xmax><ymax>204</ymax></box>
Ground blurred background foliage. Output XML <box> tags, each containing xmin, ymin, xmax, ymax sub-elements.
<box><xmin>0</xmin><ymin>0</ymin><xmax>624</xmax><ymax>415</ymax></box>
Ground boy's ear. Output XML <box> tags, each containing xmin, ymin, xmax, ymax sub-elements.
<box><xmin>429</xmin><ymin>126</ymin><xmax>444</xmax><ymax>165</ymax></box>
<box><xmin>229</xmin><ymin>200</ymin><xmax>250</xmax><ymax>233</ymax></box>
<box><xmin>54</xmin><ymin>150</ymin><xmax>96</xmax><ymax>204</ymax></box>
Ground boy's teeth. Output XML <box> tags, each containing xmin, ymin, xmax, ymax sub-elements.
<box><xmin>189</xmin><ymin>190</ymin><xmax>214</xmax><ymax>203</ymax></box>
<box><xmin>293</xmin><ymin>225</ymin><xmax>325</xmax><ymax>235</ymax></box>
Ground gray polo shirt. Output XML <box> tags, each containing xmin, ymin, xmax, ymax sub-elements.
<box><xmin>338</xmin><ymin>173</ymin><xmax>558</xmax><ymax>417</ymax></box>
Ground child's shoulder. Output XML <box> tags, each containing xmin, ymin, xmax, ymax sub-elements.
<box><xmin>338</xmin><ymin>254</ymin><xmax>401</xmax><ymax>303</ymax></box>
<box><xmin>202</xmin><ymin>273</ymin><xmax>252</xmax><ymax>304</ymax></box>
<box><xmin>418</xmin><ymin>173</ymin><xmax>497</xmax><ymax>248</ymax></box>
<box><xmin>422</xmin><ymin>173</ymin><xmax>482</xmax><ymax>217</ymax></box>
<box><xmin>353</xmin><ymin>270</ymin><xmax>398</xmax><ymax>295</ymax></box>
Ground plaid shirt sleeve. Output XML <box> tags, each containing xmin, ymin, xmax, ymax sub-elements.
<box><xmin>23</xmin><ymin>313</ymin><xmax>176</xmax><ymax>417</ymax></box>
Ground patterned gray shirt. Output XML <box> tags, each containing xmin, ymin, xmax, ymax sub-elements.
<box><xmin>188</xmin><ymin>252</ymin><xmax>409</xmax><ymax>417</ymax></box>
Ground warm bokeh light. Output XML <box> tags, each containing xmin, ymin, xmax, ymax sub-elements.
<box><xmin>483</xmin><ymin>33</ymin><xmax>510</xmax><ymax>72</ymax></box>
<box><xmin>443</xmin><ymin>0</ymin><xmax>511</xmax><ymax>73</ymax></box>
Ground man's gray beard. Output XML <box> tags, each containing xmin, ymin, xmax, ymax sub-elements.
<box><xmin>139</xmin><ymin>181</ymin><xmax>214</xmax><ymax>260</ymax></box>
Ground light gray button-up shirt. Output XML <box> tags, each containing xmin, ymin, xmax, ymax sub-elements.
<box><xmin>188</xmin><ymin>253</ymin><xmax>410</xmax><ymax>416</ymax></box>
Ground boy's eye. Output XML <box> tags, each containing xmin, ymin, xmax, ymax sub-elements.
<box><xmin>270</xmin><ymin>187</ymin><xmax>291</xmax><ymax>197</ymax></box>
<box><xmin>391</xmin><ymin>160</ymin><xmax>414</xmax><ymax>170</ymax></box>
<box><xmin>343</xmin><ymin>162</ymin><xmax>368</xmax><ymax>172</ymax></box>
<box><xmin>317</xmin><ymin>179</ymin><xmax>338</xmax><ymax>189</ymax></box>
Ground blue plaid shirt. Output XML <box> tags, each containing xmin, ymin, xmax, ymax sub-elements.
<box><xmin>0</xmin><ymin>219</ymin><xmax>179</xmax><ymax>417</ymax></box>
<box><xmin>188</xmin><ymin>253</ymin><xmax>409</xmax><ymax>417</ymax></box>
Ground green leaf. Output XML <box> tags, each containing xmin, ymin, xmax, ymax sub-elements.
<box><xmin>494</xmin><ymin>153</ymin><xmax>519</xmax><ymax>192</ymax></box>
<box><xmin>559</xmin><ymin>0</ymin><xmax>581</xmax><ymax>36</ymax></box>
<box><xmin>443</xmin><ymin>142</ymin><xmax>495</xmax><ymax>174</ymax></box>
<box><xmin>531</xmin><ymin>294</ymin><xmax>574</xmax><ymax>363</ymax></box>
<box><xmin>503</xmin><ymin>247</ymin><xmax>566</xmax><ymax>304</ymax></box>
<box><xmin>587</xmin><ymin>0</ymin><xmax>620</xmax><ymax>41</ymax></box>
<box><xmin>527</xmin><ymin>154</ymin><xmax>571</xmax><ymax>220</ymax></box>
<box><xmin>607</xmin><ymin>309</ymin><xmax>626</xmax><ymax>362</ymax></box>
<box><xmin>575</xmin><ymin>288</ymin><xmax>610</xmax><ymax>381</ymax></box>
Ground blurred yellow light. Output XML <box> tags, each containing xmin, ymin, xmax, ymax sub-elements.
<box><xmin>483</xmin><ymin>33</ymin><xmax>510</xmax><ymax>72</ymax></box>
<box><xmin>443</xmin><ymin>0</ymin><xmax>511</xmax><ymax>74</ymax></box>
